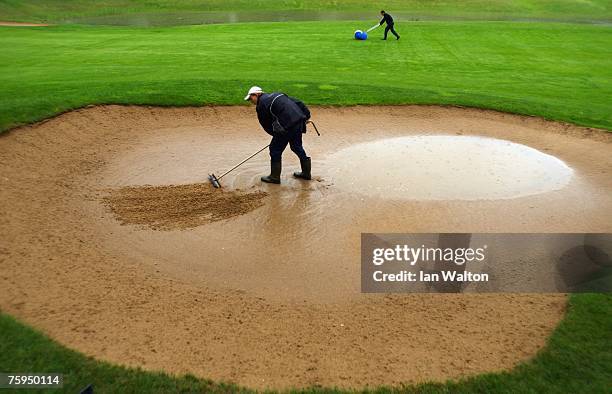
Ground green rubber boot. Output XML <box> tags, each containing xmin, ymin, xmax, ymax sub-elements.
<box><xmin>261</xmin><ymin>160</ymin><xmax>281</xmax><ymax>184</ymax></box>
<box><xmin>293</xmin><ymin>157</ymin><xmax>311</xmax><ymax>180</ymax></box>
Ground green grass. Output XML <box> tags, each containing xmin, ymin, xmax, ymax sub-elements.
<box><xmin>0</xmin><ymin>0</ymin><xmax>611</xmax><ymax>23</ymax></box>
<box><xmin>1</xmin><ymin>21</ymin><xmax>611</xmax><ymax>133</ymax></box>
<box><xmin>1</xmin><ymin>294</ymin><xmax>610</xmax><ymax>393</ymax></box>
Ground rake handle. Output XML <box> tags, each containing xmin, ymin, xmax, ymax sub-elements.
<box><xmin>217</xmin><ymin>144</ymin><xmax>270</xmax><ymax>180</ymax></box>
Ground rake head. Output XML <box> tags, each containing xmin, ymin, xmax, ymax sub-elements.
<box><xmin>208</xmin><ymin>173</ymin><xmax>221</xmax><ymax>188</ymax></box>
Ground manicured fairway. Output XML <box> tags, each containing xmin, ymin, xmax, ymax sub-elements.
<box><xmin>1</xmin><ymin>294</ymin><xmax>610</xmax><ymax>393</ymax></box>
<box><xmin>1</xmin><ymin>21</ymin><xmax>611</xmax><ymax>133</ymax></box>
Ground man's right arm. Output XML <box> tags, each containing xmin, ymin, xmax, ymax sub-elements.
<box><xmin>379</xmin><ymin>16</ymin><xmax>385</xmax><ymax>25</ymax></box>
<box><xmin>256</xmin><ymin>105</ymin><xmax>274</xmax><ymax>135</ymax></box>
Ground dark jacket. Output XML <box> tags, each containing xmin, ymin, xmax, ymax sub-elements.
<box><xmin>256</xmin><ymin>93</ymin><xmax>311</xmax><ymax>136</ymax></box>
<box><xmin>379</xmin><ymin>13</ymin><xmax>394</xmax><ymax>26</ymax></box>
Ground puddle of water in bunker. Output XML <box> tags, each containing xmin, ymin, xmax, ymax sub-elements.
<box><xmin>95</xmin><ymin>130</ymin><xmax>590</xmax><ymax>302</ymax></box>
<box><xmin>325</xmin><ymin>135</ymin><xmax>574</xmax><ymax>201</ymax></box>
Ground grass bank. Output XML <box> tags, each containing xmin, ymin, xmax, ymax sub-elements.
<box><xmin>1</xmin><ymin>294</ymin><xmax>610</xmax><ymax>392</ymax></box>
<box><xmin>1</xmin><ymin>21</ymin><xmax>611</xmax><ymax>133</ymax></box>
<box><xmin>0</xmin><ymin>0</ymin><xmax>610</xmax><ymax>24</ymax></box>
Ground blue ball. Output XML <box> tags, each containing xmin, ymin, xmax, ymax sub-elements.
<box><xmin>354</xmin><ymin>30</ymin><xmax>368</xmax><ymax>40</ymax></box>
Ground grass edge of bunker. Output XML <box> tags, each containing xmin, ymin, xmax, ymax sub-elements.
<box><xmin>1</xmin><ymin>294</ymin><xmax>610</xmax><ymax>392</ymax></box>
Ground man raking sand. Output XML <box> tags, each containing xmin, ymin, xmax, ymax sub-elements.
<box><xmin>208</xmin><ymin>86</ymin><xmax>318</xmax><ymax>188</ymax></box>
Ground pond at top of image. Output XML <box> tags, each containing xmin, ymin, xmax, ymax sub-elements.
<box><xmin>66</xmin><ymin>11</ymin><xmax>383</xmax><ymax>26</ymax></box>
<box><xmin>325</xmin><ymin>135</ymin><xmax>574</xmax><ymax>201</ymax></box>
<box><xmin>62</xmin><ymin>11</ymin><xmax>607</xmax><ymax>26</ymax></box>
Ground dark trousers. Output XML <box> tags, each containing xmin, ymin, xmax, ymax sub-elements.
<box><xmin>269</xmin><ymin>123</ymin><xmax>308</xmax><ymax>163</ymax></box>
<box><xmin>384</xmin><ymin>24</ymin><xmax>400</xmax><ymax>39</ymax></box>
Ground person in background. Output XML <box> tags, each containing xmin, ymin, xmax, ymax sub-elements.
<box><xmin>379</xmin><ymin>10</ymin><xmax>400</xmax><ymax>40</ymax></box>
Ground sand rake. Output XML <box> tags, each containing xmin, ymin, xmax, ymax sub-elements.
<box><xmin>208</xmin><ymin>121</ymin><xmax>321</xmax><ymax>188</ymax></box>
<box><xmin>208</xmin><ymin>144</ymin><xmax>269</xmax><ymax>188</ymax></box>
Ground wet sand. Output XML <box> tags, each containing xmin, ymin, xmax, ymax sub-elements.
<box><xmin>1</xmin><ymin>105</ymin><xmax>611</xmax><ymax>389</ymax></box>
<box><xmin>103</xmin><ymin>182</ymin><xmax>267</xmax><ymax>230</ymax></box>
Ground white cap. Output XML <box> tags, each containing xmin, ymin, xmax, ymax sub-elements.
<box><xmin>244</xmin><ymin>86</ymin><xmax>263</xmax><ymax>100</ymax></box>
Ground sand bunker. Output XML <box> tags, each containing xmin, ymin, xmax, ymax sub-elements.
<box><xmin>1</xmin><ymin>105</ymin><xmax>611</xmax><ymax>390</ymax></box>
<box><xmin>103</xmin><ymin>183</ymin><xmax>267</xmax><ymax>230</ymax></box>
